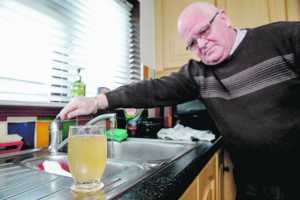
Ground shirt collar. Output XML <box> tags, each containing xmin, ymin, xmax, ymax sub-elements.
<box><xmin>230</xmin><ymin>28</ymin><xmax>247</xmax><ymax>55</ymax></box>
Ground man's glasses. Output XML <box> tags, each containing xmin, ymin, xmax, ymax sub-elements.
<box><xmin>186</xmin><ymin>12</ymin><xmax>219</xmax><ymax>51</ymax></box>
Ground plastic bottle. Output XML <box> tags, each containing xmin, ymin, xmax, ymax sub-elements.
<box><xmin>71</xmin><ymin>68</ymin><xmax>86</xmax><ymax>97</ymax></box>
<box><xmin>127</xmin><ymin>120</ymin><xmax>137</xmax><ymax>136</ymax></box>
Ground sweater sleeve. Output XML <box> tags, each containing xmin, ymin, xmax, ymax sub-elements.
<box><xmin>294</xmin><ymin>22</ymin><xmax>300</xmax><ymax>68</ymax></box>
<box><xmin>105</xmin><ymin>62</ymin><xmax>199</xmax><ymax>109</ymax></box>
<box><xmin>283</xmin><ymin>22</ymin><xmax>300</xmax><ymax>72</ymax></box>
<box><xmin>273</xmin><ymin>22</ymin><xmax>300</xmax><ymax>74</ymax></box>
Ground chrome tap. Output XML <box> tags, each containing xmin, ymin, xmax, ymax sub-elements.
<box><xmin>48</xmin><ymin>113</ymin><xmax>117</xmax><ymax>154</ymax></box>
<box><xmin>86</xmin><ymin>113</ymin><xmax>116</xmax><ymax>128</ymax></box>
<box><xmin>48</xmin><ymin>117</ymin><xmax>63</xmax><ymax>154</ymax></box>
<box><xmin>86</xmin><ymin>113</ymin><xmax>117</xmax><ymax>158</ymax></box>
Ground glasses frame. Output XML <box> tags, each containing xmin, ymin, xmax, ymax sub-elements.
<box><xmin>186</xmin><ymin>12</ymin><xmax>219</xmax><ymax>51</ymax></box>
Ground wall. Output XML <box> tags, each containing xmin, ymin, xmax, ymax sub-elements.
<box><xmin>140</xmin><ymin>0</ymin><xmax>156</xmax><ymax>69</ymax></box>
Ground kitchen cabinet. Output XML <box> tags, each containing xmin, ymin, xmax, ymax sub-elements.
<box><xmin>180</xmin><ymin>149</ymin><xmax>236</xmax><ymax>200</ymax></box>
<box><xmin>180</xmin><ymin>176</ymin><xmax>199</xmax><ymax>200</ymax></box>
<box><xmin>221</xmin><ymin>150</ymin><xmax>236</xmax><ymax>200</ymax></box>
<box><xmin>155</xmin><ymin>0</ymin><xmax>300</xmax><ymax>77</ymax></box>
<box><xmin>155</xmin><ymin>0</ymin><xmax>207</xmax><ymax>77</ymax></box>
<box><xmin>217</xmin><ymin>0</ymin><xmax>300</xmax><ymax>28</ymax></box>
<box><xmin>180</xmin><ymin>150</ymin><xmax>221</xmax><ymax>200</ymax></box>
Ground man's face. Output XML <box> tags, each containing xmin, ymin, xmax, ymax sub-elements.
<box><xmin>179</xmin><ymin>11</ymin><xmax>236</xmax><ymax>65</ymax></box>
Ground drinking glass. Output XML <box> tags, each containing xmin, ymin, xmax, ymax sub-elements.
<box><xmin>67</xmin><ymin>125</ymin><xmax>107</xmax><ymax>192</ymax></box>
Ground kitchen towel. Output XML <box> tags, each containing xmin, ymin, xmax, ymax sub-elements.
<box><xmin>0</xmin><ymin>134</ymin><xmax>23</xmax><ymax>154</ymax></box>
<box><xmin>8</xmin><ymin>122</ymin><xmax>35</xmax><ymax>149</ymax></box>
<box><xmin>157</xmin><ymin>123</ymin><xmax>215</xmax><ymax>142</ymax></box>
<box><xmin>0</xmin><ymin>134</ymin><xmax>22</xmax><ymax>143</ymax></box>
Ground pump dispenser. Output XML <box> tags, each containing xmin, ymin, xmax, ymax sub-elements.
<box><xmin>71</xmin><ymin>68</ymin><xmax>86</xmax><ymax>97</ymax></box>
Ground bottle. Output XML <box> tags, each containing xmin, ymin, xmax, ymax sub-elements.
<box><xmin>71</xmin><ymin>68</ymin><xmax>86</xmax><ymax>97</ymax></box>
<box><xmin>127</xmin><ymin>120</ymin><xmax>137</xmax><ymax>137</ymax></box>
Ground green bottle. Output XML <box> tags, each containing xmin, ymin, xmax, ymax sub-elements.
<box><xmin>71</xmin><ymin>68</ymin><xmax>86</xmax><ymax>97</ymax></box>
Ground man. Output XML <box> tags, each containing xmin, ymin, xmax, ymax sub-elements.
<box><xmin>60</xmin><ymin>2</ymin><xmax>300</xmax><ymax>199</ymax></box>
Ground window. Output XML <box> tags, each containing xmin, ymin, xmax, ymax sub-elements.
<box><xmin>0</xmin><ymin>0</ymin><xmax>140</xmax><ymax>104</ymax></box>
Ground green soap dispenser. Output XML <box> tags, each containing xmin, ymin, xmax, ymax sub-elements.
<box><xmin>71</xmin><ymin>68</ymin><xmax>86</xmax><ymax>97</ymax></box>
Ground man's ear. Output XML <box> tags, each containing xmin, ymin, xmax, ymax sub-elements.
<box><xmin>218</xmin><ymin>9</ymin><xmax>232</xmax><ymax>27</ymax></box>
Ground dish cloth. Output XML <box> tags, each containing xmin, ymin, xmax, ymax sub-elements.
<box><xmin>0</xmin><ymin>134</ymin><xmax>23</xmax><ymax>153</ymax></box>
<box><xmin>39</xmin><ymin>160</ymin><xmax>71</xmax><ymax>177</ymax></box>
<box><xmin>0</xmin><ymin>134</ymin><xmax>22</xmax><ymax>143</ymax></box>
<box><xmin>157</xmin><ymin>124</ymin><xmax>215</xmax><ymax>142</ymax></box>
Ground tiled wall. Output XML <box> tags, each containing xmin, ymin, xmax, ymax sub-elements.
<box><xmin>1</xmin><ymin>116</ymin><xmax>77</xmax><ymax>150</ymax></box>
<box><xmin>0</xmin><ymin>102</ymin><xmax>174</xmax><ymax>153</ymax></box>
<box><xmin>0</xmin><ymin>105</ymin><xmax>73</xmax><ymax>153</ymax></box>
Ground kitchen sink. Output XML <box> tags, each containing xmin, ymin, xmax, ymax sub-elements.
<box><xmin>108</xmin><ymin>138</ymin><xmax>196</xmax><ymax>164</ymax></box>
<box><xmin>20</xmin><ymin>154</ymin><xmax>146</xmax><ymax>180</ymax></box>
<box><xmin>20</xmin><ymin>154</ymin><xmax>148</xmax><ymax>196</ymax></box>
<box><xmin>15</xmin><ymin>138</ymin><xmax>199</xmax><ymax>199</ymax></box>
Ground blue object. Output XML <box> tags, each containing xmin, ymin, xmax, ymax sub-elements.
<box><xmin>8</xmin><ymin>122</ymin><xmax>35</xmax><ymax>149</ymax></box>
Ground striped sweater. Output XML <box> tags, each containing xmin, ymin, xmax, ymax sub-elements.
<box><xmin>107</xmin><ymin>22</ymin><xmax>300</xmax><ymax>178</ymax></box>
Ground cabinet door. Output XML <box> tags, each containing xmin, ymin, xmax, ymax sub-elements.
<box><xmin>287</xmin><ymin>0</ymin><xmax>300</xmax><ymax>21</ymax></box>
<box><xmin>198</xmin><ymin>153</ymin><xmax>218</xmax><ymax>200</ymax></box>
<box><xmin>222</xmin><ymin>150</ymin><xmax>236</xmax><ymax>200</ymax></box>
<box><xmin>180</xmin><ymin>177</ymin><xmax>198</xmax><ymax>200</ymax></box>
<box><xmin>217</xmin><ymin>0</ymin><xmax>300</xmax><ymax>28</ymax></box>
<box><xmin>179</xmin><ymin>152</ymin><xmax>220</xmax><ymax>200</ymax></box>
<box><xmin>155</xmin><ymin>0</ymin><xmax>216</xmax><ymax>72</ymax></box>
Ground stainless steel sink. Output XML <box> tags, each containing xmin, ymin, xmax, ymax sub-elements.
<box><xmin>15</xmin><ymin>138</ymin><xmax>199</xmax><ymax>199</ymax></box>
<box><xmin>108</xmin><ymin>138</ymin><xmax>197</xmax><ymax>165</ymax></box>
<box><xmin>20</xmin><ymin>153</ymin><xmax>148</xmax><ymax>197</ymax></box>
<box><xmin>20</xmin><ymin>154</ymin><xmax>146</xmax><ymax>180</ymax></box>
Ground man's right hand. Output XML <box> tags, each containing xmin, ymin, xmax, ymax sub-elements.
<box><xmin>58</xmin><ymin>94</ymin><xmax>109</xmax><ymax>120</ymax></box>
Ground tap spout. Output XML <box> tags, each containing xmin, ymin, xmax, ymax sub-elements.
<box><xmin>48</xmin><ymin>113</ymin><xmax>117</xmax><ymax>154</ymax></box>
<box><xmin>86</xmin><ymin>113</ymin><xmax>117</xmax><ymax>128</ymax></box>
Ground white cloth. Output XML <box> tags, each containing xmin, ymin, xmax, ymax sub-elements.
<box><xmin>0</xmin><ymin>134</ymin><xmax>22</xmax><ymax>143</ymax></box>
<box><xmin>157</xmin><ymin>124</ymin><xmax>215</xmax><ymax>142</ymax></box>
<box><xmin>42</xmin><ymin>160</ymin><xmax>71</xmax><ymax>177</ymax></box>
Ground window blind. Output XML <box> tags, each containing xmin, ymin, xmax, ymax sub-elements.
<box><xmin>129</xmin><ymin>5</ymin><xmax>141</xmax><ymax>83</ymax></box>
<box><xmin>0</xmin><ymin>0</ymin><xmax>140</xmax><ymax>104</ymax></box>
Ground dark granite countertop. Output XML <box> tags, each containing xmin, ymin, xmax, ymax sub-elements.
<box><xmin>116</xmin><ymin>136</ymin><xmax>223</xmax><ymax>200</ymax></box>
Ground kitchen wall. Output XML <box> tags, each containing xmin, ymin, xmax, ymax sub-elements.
<box><xmin>140</xmin><ymin>0</ymin><xmax>156</xmax><ymax>69</ymax></box>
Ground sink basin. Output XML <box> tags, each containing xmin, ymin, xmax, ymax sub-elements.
<box><xmin>17</xmin><ymin>138</ymin><xmax>199</xmax><ymax>199</ymax></box>
<box><xmin>20</xmin><ymin>154</ymin><xmax>146</xmax><ymax>180</ymax></box>
<box><xmin>20</xmin><ymin>153</ymin><xmax>149</xmax><ymax>199</ymax></box>
<box><xmin>107</xmin><ymin>138</ymin><xmax>197</xmax><ymax>168</ymax></box>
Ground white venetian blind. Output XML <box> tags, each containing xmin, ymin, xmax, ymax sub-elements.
<box><xmin>0</xmin><ymin>0</ymin><xmax>140</xmax><ymax>104</ymax></box>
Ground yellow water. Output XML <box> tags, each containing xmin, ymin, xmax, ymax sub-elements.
<box><xmin>68</xmin><ymin>135</ymin><xmax>107</xmax><ymax>182</ymax></box>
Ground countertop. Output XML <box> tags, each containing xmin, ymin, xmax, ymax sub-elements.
<box><xmin>0</xmin><ymin>136</ymin><xmax>222</xmax><ymax>200</ymax></box>
<box><xmin>116</xmin><ymin>136</ymin><xmax>222</xmax><ymax>200</ymax></box>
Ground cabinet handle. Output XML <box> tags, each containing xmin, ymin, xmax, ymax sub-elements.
<box><xmin>223</xmin><ymin>166</ymin><xmax>230</xmax><ymax>172</ymax></box>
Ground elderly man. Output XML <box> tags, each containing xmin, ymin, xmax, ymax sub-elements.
<box><xmin>60</xmin><ymin>2</ymin><xmax>300</xmax><ymax>199</ymax></box>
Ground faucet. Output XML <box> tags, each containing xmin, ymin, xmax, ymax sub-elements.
<box><xmin>48</xmin><ymin>113</ymin><xmax>117</xmax><ymax>154</ymax></box>
<box><xmin>48</xmin><ymin>117</ymin><xmax>63</xmax><ymax>154</ymax></box>
<box><xmin>85</xmin><ymin>113</ymin><xmax>117</xmax><ymax>158</ymax></box>
<box><xmin>86</xmin><ymin>113</ymin><xmax>116</xmax><ymax>128</ymax></box>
